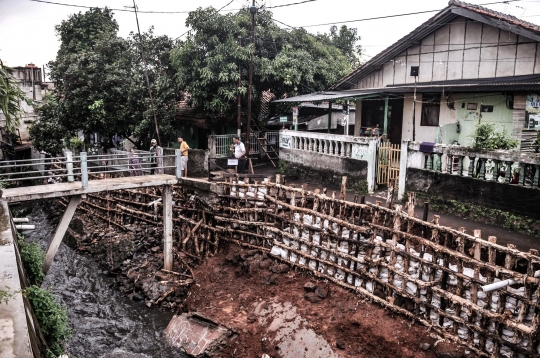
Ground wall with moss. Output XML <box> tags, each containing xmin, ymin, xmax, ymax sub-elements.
<box><xmin>407</xmin><ymin>168</ymin><xmax>540</xmax><ymax>236</ymax></box>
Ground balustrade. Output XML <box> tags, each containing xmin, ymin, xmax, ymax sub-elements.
<box><xmin>409</xmin><ymin>142</ymin><xmax>540</xmax><ymax>189</ymax></box>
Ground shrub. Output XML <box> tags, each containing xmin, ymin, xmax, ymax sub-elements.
<box><xmin>18</xmin><ymin>235</ymin><xmax>45</xmax><ymax>286</ymax></box>
<box><xmin>25</xmin><ymin>285</ymin><xmax>71</xmax><ymax>357</ymax></box>
<box><xmin>470</xmin><ymin>122</ymin><xmax>518</xmax><ymax>150</ymax></box>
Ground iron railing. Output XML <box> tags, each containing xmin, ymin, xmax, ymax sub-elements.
<box><xmin>0</xmin><ymin>149</ymin><xmax>184</xmax><ymax>189</ymax></box>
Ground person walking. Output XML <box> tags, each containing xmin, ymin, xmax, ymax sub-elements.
<box><xmin>178</xmin><ymin>136</ymin><xmax>189</xmax><ymax>178</ymax></box>
<box><xmin>233</xmin><ymin>135</ymin><xmax>246</xmax><ymax>174</ymax></box>
<box><xmin>149</xmin><ymin>139</ymin><xmax>163</xmax><ymax>175</ymax></box>
<box><xmin>128</xmin><ymin>147</ymin><xmax>143</xmax><ymax>176</ymax></box>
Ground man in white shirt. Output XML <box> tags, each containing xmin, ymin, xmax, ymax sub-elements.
<box><xmin>233</xmin><ymin>135</ymin><xmax>246</xmax><ymax>174</ymax></box>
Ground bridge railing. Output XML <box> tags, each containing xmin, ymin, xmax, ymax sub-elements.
<box><xmin>0</xmin><ymin>149</ymin><xmax>184</xmax><ymax>189</ymax></box>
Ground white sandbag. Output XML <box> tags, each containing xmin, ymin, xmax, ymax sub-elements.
<box><xmin>308</xmin><ymin>260</ymin><xmax>317</xmax><ymax>270</ymax></box>
<box><xmin>298</xmin><ymin>256</ymin><xmax>306</xmax><ymax>266</ymax></box>
<box><xmin>405</xmin><ymin>282</ymin><xmax>417</xmax><ymax>295</ymax></box>
<box><xmin>270</xmin><ymin>246</ymin><xmax>281</xmax><ymax>256</ymax></box>
<box><xmin>354</xmin><ymin>277</ymin><xmax>363</xmax><ymax>287</ymax></box>
<box><xmin>335</xmin><ymin>269</ymin><xmax>345</xmax><ymax>281</ymax></box>
<box><xmin>366</xmin><ymin>281</ymin><xmax>373</xmax><ymax>293</ymax></box>
<box><xmin>289</xmin><ymin>252</ymin><xmax>298</xmax><ymax>263</ymax></box>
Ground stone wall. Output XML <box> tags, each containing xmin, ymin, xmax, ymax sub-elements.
<box><xmin>406</xmin><ymin>167</ymin><xmax>540</xmax><ymax>223</ymax></box>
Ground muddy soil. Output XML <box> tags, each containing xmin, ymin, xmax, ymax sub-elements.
<box><xmin>184</xmin><ymin>244</ymin><xmax>474</xmax><ymax>358</ymax></box>
<box><xmin>47</xmin><ymin>198</ymin><xmax>476</xmax><ymax>358</ymax></box>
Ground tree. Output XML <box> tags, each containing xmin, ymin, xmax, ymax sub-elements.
<box><xmin>320</xmin><ymin>25</ymin><xmax>363</xmax><ymax>69</ymax></box>
<box><xmin>170</xmin><ymin>7</ymin><xmax>354</xmax><ymax>125</ymax></box>
<box><xmin>34</xmin><ymin>8</ymin><xmax>181</xmax><ymax>149</ymax></box>
<box><xmin>30</xmin><ymin>96</ymin><xmax>69</xmax><ymax>155</ymax></box>
<box><xmin>0</xmin><ymin>60</ymin><xmax>30</xmax><ymax>134</ymax></box>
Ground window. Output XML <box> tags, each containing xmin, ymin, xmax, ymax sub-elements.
<box><xmin>421</xmin><ymin>95</ymin><xmax>440</xmax><ymax>126</ymax></box>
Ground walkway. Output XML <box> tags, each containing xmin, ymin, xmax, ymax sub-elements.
<box><xmin>1</xmin><ymin>174</ymin><xmax>178</xmax><ymax>203</ymax></box>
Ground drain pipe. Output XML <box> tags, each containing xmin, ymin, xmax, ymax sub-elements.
<box><xmin>481</xmin><ymin>270</ymin><xmax>540</xmax><ymax>292</ymax></box>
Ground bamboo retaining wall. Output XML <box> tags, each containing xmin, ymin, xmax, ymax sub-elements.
<box><xmin>64</xmin><ymin>178</ymin><xmax>540</xmax><ymax>358</ymax></box>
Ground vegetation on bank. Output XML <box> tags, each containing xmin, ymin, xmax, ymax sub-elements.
<box><xmin>17</xmin><ymin>234</ymin><xmax>71</xmax><ymax>357</ymax></box>
<box><xmin>414</xmin><ymin>193</ymin><xmax>539</xmax><ymax>237</ymax></box>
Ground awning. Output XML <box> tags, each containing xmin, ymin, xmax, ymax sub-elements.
<box><xmin>273</xmin><ymin>74</ymin><xmax>540</xmax><ymax>103</ymax></box>
<box><xmin>273</xmin><ymin>91</ymin><xmax>381</xmax><ymax>103</ymax></box>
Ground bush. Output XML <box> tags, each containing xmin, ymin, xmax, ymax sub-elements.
<box><xmin>25</xmin><ymin>285</ymin><xmax>71</xmax><ymax>357</ymax></box>
<box><xmin>470</xmin><ymin>122</ymin><xmax>518</xmax><ymax>150</ymax></box>
<box><xmin>18</xmin><ymin>235</ymin><xmax>45</xmax><ymax>286</ymax></box>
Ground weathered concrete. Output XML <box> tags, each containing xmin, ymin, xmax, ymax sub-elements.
<box><xmin>43</xmin><ymin>195</ymin><xmax>82</xmax><ymax>274</ymax></box>
<box><xmin>163</xmin><ymin>185</ymin><xmax>173</xmax><ymax>271</ymax></box>
<box><xmin>164</xmin><ymin>313</ymin><xmax>231</xmax><ymax>356</ymax></box>
<box><xmin>0</xmin><ymin>200</ymin><xmax>32</xmax><ymax>358</ymax></box>
<box><xmin>163</xmin><ymin>148</ymin><xmax>208</xmax><ymax>178</ymax></box>
<box><xmin>1</xmin><ymin>174</ymin><xmax>178</xmax><ymax>203</ymax></box>
<box><xmin>406</xmin><ymin>168</ymin><xmax>540</xmax><ymax>220</ymax></box>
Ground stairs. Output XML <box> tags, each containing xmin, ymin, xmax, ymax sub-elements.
<box><xmin>251</xmin><ymin>123</ymin><xmax>279</xmax><ymax>167</ymax></box>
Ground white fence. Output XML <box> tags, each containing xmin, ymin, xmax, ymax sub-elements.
<box><xmin>398</xmin><ymin>141</ymin><xmax>540</xmax><ymax>199</ymax></box>
<box><xmin>278</xmin><ymin>130</ymin><xmax>378</xmax><ymax>192</ymax></box>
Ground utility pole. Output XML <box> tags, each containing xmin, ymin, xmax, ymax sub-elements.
<box><xmin>410</xmin><ymin>66</ymin><xmax>419</xmax><ymax>142</ymax></box>
<box><xmin>132</xmin><ymin>0</ymin><xmax>161</xmax><ymax>146</ymax></box>
<box><xmin>237</xmin><ymin>36</ymin><xmax>242</xmax><ymax>137</ymax></box>
<box><xmin>247</xmin><ymin>1</ymin><xmax>257</xmax><ymax>166</ymax></box>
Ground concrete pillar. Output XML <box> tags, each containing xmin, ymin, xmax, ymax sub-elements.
<box><xmin>163</xmin><ymin>185</ymin><xmax>173</xmax><ymax>271</ymax></box>
<box><xmin>43</xmin><ymin>195</ymin><xmax>82</xmax><ymax>274</ymax></box>
<box><xmin>398</xmin><ymin>140</ymin><xmax>409</xmax><ymax>201</ymax></box>
<box><xmin>354</xmin><ymin>99</ymin><xmax>362</xmax><ymax>137</ymax></box>
<box><xmin>367</xmin><ymin>140</ymin><xmax>378</xmax><ymax>194</ymax></box>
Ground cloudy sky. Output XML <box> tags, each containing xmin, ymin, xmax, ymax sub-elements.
<box><xmin>1</xmin><ymin>0</ymin><xmax>540</xmax><ymax>78</ymax></box>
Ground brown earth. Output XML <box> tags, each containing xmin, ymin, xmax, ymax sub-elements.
<box><xmin>183</xmin><ymin>244</ymin><xmax>474</xmax><ymax>358</ymax></box>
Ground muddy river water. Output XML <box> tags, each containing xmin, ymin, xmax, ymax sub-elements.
<box><xmin>21</xmin><ymin>204</ymin><xmax>186</xmax><ymax>358</ymax></box>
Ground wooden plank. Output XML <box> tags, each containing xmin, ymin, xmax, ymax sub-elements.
<box><xmin>2</xmin><ymin>174</ymin><xmax>178</xmax><ymax>203</ymax></box>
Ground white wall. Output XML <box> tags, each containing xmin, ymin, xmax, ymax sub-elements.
<box><xmin>354</xmin><ymin>17</ymin><xmax>540</xmax><ymax>89</ymax></box>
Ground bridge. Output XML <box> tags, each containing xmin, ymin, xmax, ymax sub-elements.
<box><xmin>0</xmin><ymin>150</ymin><xmax>182</xmax><ymax>357</ymax></box>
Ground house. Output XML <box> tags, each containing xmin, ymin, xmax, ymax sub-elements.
<box><xmin>0</xmin><ymin>63</ymin><xmax>51</xmax><ymax>159</ymax></box>
<box><xmin>267</xmin><ymin>103</ymin><xmax>356</xmax><ymax>135</ymax></box>
<box><xmin>275</xmin><ymin>0</ymin><xmax>540</xmax><ymax>149</ymax></box>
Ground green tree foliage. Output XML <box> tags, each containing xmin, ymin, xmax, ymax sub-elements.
<box><xmin>170</xmin><ymin>7</ymin><xmax>354</xmax><ymax>123</ymax></box>
<box><xmin>318</xmin><ymin>25</ymin><xmax>363</xmax><ymax>68</ymax></box>
<box><xmin>33</xmin><ymin>8</ymin><xmax>181</xmax><ymax>150</ymax></box>
<box><xmin>30</xmin><ymin>96</ymin><xmax>69</xmax><ymax>155</ymax></box>
<box><xmin>26</xmin><ymin>285</ymin><xmax>71</xmax><ymax>357</ymax></box>
<box><xmin>0</xmin><ymin>60</ymin><xmax>31</xmax><ymax>133</ymax></box>
<box><xmin>470</xmin><ymin>122</ymin><xmax>518</xmax><ymax>150</ymax></box>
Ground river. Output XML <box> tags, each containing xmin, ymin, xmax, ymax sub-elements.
<box><xmin>20</xmin><ymin>203</ymin><xmax>186</xmax><ymax>358</ymax></box>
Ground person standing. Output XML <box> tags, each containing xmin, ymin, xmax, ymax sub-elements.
<box><xmin>178</xmin><ymin>136</ymin><xmax>189</xmax><ymax>178</ymax></box>
<box><xmin>128</xmin><ymin>147</ymin><xmax>143</xmax><ymax>176</ymax></box>
<box><xmin>233</xmin><ymin>135</ymin><xmax>246</xmax><ymax>174</ymax></box>
<box><xmin>149</xmin><ymin>139</ymin><xmax>163</xmax><ymax>175</ymax></box>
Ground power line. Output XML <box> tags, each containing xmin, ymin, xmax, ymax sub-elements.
<box><xmin>266</xmin><ymin>0</ymin><xmax>317</xmax><ymax>9</ymax></box>
<box><xmin>276</xmin><ymin>0</ymin><xmax>526</xmax><ymax>28</ymax></box>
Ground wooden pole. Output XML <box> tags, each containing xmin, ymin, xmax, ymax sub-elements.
<box><xmin>163</xmin><ymin>185</ymin><xmax>173</xmax><ymax>270</ymax></box>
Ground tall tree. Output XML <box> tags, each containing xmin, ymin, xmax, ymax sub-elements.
<box><xmin>170</xmin><ymin>7</ymin><xmax>354</xmax><ymax>125</ymax></box>
<box><xmin>32</xmin><ymin>8</ymin><xmax>181</xmax><ymax>152</ymax></box>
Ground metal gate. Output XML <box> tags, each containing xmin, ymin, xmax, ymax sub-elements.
<box><xmin>376</xmin><ymin>141</ymin><xmax>400</xmax><ymax>185</ymax></box>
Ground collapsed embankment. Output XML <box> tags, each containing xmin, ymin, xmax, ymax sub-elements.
<box><xmin>48</xmin><ymin>178</ymin><xmax>540</xmax><ymax>357</ymax></box>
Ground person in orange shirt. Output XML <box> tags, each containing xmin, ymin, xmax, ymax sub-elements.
<box><xmin>178</xmin><ymin>136</ymin><xmax>189</xmax><ymax>178</ymax></box>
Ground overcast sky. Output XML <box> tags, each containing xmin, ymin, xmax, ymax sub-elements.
<box><xmin>2</xmin><ymin>0</ymin><xmax>540</xmax><ymax>78</ymax></box>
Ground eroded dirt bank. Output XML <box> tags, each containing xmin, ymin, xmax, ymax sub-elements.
<box><xmin>51</xmin><ymin>198</ymin><xmax>472</xmax><ymax>358</ymax></box>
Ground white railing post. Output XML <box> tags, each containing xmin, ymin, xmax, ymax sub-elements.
<box><xmin>80</xmin><ymin>152</ymin><xmax>88</xmax><ymax>189</ymax></box>
<box><xmin>175</xmin><ymin>149</ymin><xmax>182</xmax><ymax>179</ymax></box>
<box><xmin>367</xmin><ymin>140</ymin><xmax>377</xmax><ymax>194</ymax></box>
<box><xmin>398</xmin><ymin>140</ymin><xmax>409</xmax><ymax>201</ymax></box>
<box><xmin>65</xmin><ymin>150</ymin><xmax>74</xmax><ymax>182</ymax></box>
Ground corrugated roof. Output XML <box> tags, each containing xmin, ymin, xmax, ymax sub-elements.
<box><xmin>331</xmin><ymin>0</ymin><xmax>540</xmax><ymax>91</ymax></box>
<box><xmin>272</xmin><ymin>74</ymin><xmax>540</xmax><ymax>103</ymax></box>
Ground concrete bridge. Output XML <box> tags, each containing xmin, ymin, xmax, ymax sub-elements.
<box><xmin>0</xmin><ymin>151</ymin><xmax>182</xmax><ymax>357</ymax></box>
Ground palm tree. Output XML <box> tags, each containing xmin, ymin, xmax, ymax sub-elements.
<box><xmin>0</xmin><ymin>59</ymin><xmax>30</xmax><ymax>133</ymax></box>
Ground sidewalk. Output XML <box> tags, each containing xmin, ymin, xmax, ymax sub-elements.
<box><xmin>252</xmin><ymin>163</ymin><xmax>540</xmax><ymax>252</ymax></box>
